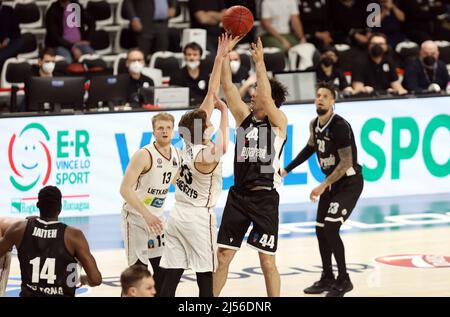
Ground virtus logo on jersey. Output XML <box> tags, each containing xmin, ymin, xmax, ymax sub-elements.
<box><xmin>8</xmin><ymin>123</ymin><xmax>52</xmax><ymax>192</ymax></box>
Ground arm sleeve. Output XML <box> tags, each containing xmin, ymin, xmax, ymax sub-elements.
<box><xmin>261</xmin><ymin>1</ymin><xmax>272</xmax><ymax>19</ymax></box>
<box><xmin>389</xmin><ymin>62</ymin><xmax>399</xmax><ymax>83</ymax></box>
<box><xmin>351</xmin><ymin>61</ymin><xmax>365</xmax><ymax>84</ymax></box>
<box><xmin>284</xmin><ymin>144</ymin><xmax>315</xmax><ymax>173</ymax></box>
<box><xmin>123</xmin><ymin>0</ymin><xmax>138</xmax><ymax>20</ymax></box>
<box><xmin>402</xmin><ymin>63</ymin><xmax>424</xmax><ymax>93</ymax></box>
<box><xmin>290</xmin><ymin>0</ymin><xmax>299</xmax><ymax>15</ymax></box>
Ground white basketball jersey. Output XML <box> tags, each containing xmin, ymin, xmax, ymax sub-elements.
<box><xmin>174</xmin><ymin>143</ymin><xmax>222</xmax><ymax>208</ymax></box>
<box><xmin>123</xmin><ymin>142</ymin><xmax>180</xmax><ymax>218</ymax></box>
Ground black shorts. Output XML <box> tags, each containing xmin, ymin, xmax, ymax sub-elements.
<box><xmin>217</xmin><ymin>186</ymin><xmax>279</xmax><ymax>254</ymax></box>
<box><xmin>317</xmin><ymin>174</ymin><xmax>364</xmax><ymax>227</ymax></box>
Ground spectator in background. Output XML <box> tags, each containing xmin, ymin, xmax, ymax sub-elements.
<box><xmin>125</xmin><ymin>48</ymin><xmax>154</xmax><ymax>108</ymax></box>
<box><xmin>308</xmin><ymin>45</ymin><xmax>353</xmax><ymax>95</ymax></box>
<box><xmin>170</xmin><ymin>42</ymin><xmax>210</xmax><ymax>106</ymax></box>
<box><xmin>121</xmin><ymin>266</ymin><xmax>156</xmax><ymax>297</ymax></box>
<box><xmin>261</xmin><ymin>0</ymin><xmax>306</xmax><ymax>51</ymax></box>
<box><xmin>352</xmin><ymin>33</ymin><xmax>408</xmax><ymax>95</ymax></box>
<box><xmin>227</xmin><ymin>50</ymin><xmax>254</xmax><ymax>100</ymax></box>
<box><xmin>403</xmin><ymin>40</ymin><xmax>450</xmax><ymax>93</ymax></box>
<box><xmin>298</xmin><ymin>0</ymin><xmax>333</xmax><ymax>50</ymax></box>
<box><xmin>45</xmin><ymin>0</ymin><xmax>96</xmax><ymax>64</ymax></box>
<box><xmin>229</xmin><ymin>50</ymin><xmax>250</xmax><ymax>84</ymax></box>
<box><xmin>399</xmin><ymin>0</ymin><xmax>448</xmax><ymax>44</ymax></box>
<box><xmin>22</xmin><ymin>47</ymin><xmax>58</xmax><ymax>112</ymax></box>
<box><xmin>0</xmin><ymin>1</ymin><xmax>23</xmax><ymax>72</ymax></box>
<box><xmin>124</xmin><ymin>0</ymin><xmax>178</xmax><ymax>58</ymax></box>
<box><xmin>329</xmin><ymin>0</ymin><xmax>372</xmax><ymax>48</ymax></box>
<box><xmin>189</xmin><ymin>0</ymin><xmax>225</xmax><ymax>55</ymax></box>
<box><xmin>31</xmin><ymin>47</ymin><xmax>57</xmax><ymax>77</ymax></box>
<box><xmin>373</xmin><ymin>0</ymin><xmax>407</xmax><ymax>49</ymax></box>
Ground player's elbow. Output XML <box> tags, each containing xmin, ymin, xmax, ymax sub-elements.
<box><xmin>90</xmin><ymin>271</ymin><xmax>103</xmax><ymax>286</ymax></box>
<box><xmin>119</xmin><ymin>184</ymin><xmax>129</xmax><ymax>200</ymax></box>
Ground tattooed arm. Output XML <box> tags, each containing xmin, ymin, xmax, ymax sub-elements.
<box><xmin>309</xmin><ymin>146</ymin><xmax>353</xmax><ymax>201</ymax></box>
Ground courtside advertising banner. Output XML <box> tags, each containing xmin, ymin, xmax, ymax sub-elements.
<box><xmin>0</xmin><ymin>96</ymin><xmax>449</xmax><ymax>217</ymax></box>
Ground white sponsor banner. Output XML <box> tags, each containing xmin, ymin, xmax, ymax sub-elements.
<box><xmin>0</xmin><ymin>97</ymin><xmax>449</xmax><ymax>217</ymax></box>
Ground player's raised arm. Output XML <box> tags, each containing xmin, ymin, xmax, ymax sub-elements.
<box><xmin>250</xmin><ymin>38</ymin><xmax>288</xmax><ymax>130</ymax></box>
<box><xmin>199</xmin><ymin>34</ymin><xmax>230</xmax><ymax>119</ymax></box>
<box><xmin>220</xmin><ymin>36</ymin><xmax>250</xmax><ymax>127</ymax></box>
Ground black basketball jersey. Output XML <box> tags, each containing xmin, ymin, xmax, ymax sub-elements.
<box><xmin>18</xmin><ymin>218</ymin><xmax>78</xmax><ymax>297</ymax></box>
<box><xmin>234</xmin><ymin>114</ymin><xmax>286</xmax><ymax>189</ymax></box>
<box><xmin>312</xmin><ymin>113</ymin><xmax>362</xmax><ymax>176</ymax></box>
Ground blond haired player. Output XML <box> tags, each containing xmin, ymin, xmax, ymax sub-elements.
<box><xmin>120</xmin><ymin>112</ymin><xmax>181</xmax><ymax>294</ymax></box>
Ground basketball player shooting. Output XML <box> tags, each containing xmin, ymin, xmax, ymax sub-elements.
<box><xmin>214</xmin><ymin>37</ymin><xmax>289</xmax><ymax>297</ymax></box>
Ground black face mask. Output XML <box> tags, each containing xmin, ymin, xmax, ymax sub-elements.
<box><xmin>423</xmin><ymin>55</ymin><xmax>436</xmax><ymax>67</ymax></box>
<box><xmin>321</xmin><ymin>57</ymin><xmax>335</xmax><ymax>67</ymax></box>
<box><xmin>316</xmin><ymin>108</ymin><xmax>328</xmax><ymax>116</ymax></box>
<box><xmin>370</xmin><ymin>44</ymin><xmax>384</xmax><ymax>58</ymax></box>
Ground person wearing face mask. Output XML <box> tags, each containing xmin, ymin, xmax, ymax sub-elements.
<box><xmin>352</xmin><ymin>33</ymin><xmax>407</xmax><ymax>95</ymax></box>
<box><xmin>126</xmin><ymin>48</ymin><xmax>154</xmax><ymax>107</ymax></box>
<box><xmin>0</xmin><ymin>1</ymin><xmax>24</xmax><ymax>73</ymax></box>
<box><xmin>229</xmin><ymin>50</ymin><xmax>250</xmax><ymax>84</ymax></box>
<box><xmin>403</xmin><ymin>40</ymin><xmax>450</xmax><ymax>94</ymax></box>
<box><xmin>308</xmin><ymin>45</ymin><xmax>353</xmax><ymax>95</ymax></box>
<box><xmin>32</xmin><ymin>47</ymin><xmax>57</xmax><ymax>77</ymax></box>
<box><xmin>170</xmin><ymin>42</ymin><xmax>210</xmax><ymax>107</ymax></box>
<box><xmin>22</xmin><ymin>47</ymin><xmax>58</xmax><ymax>112</ymax></box>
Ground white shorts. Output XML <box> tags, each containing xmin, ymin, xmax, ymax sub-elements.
<box><xmin>121</xmin><ymin>209</ymin><xmax>165</xmax><ymax>266</ymax></box>
<box><xmin>160</xmin><ymin>203</ymin><xmax>218</xmax><ymax>272</ymax></box>
<box><xmin>0</xmin><ymin>252</ymin><xmax>11</xmax><ymax>297</ymax></box>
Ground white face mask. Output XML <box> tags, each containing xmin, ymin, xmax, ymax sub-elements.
<box><xmin>230</xmin><ymin>60</ymin><xmax>241</xmax><ymax>74</ymax></box>
<box><xmin>129</xmin><ymin>61</ymin><xmax>144</xmax><ymax>74</ymax></box>
<box><xmin>42</xmin><ymin>62</ymin><xmax>55</xmax><ymax>75</ymax></box>
<box><xmin>186</xmin><ymin>60</ymin><xmax>200</xmax><ymax>70</ymax></box>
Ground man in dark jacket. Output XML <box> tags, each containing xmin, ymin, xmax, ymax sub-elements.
<box><xmin>45</xmin><ymin>0</ymin><xmax>96</xmax><ymax>63</ymax></box>
<box><xmin>124</xmin><ymin>0</ymin><xmax>178</xmax><ymax>57</ymax></box>
<box><xmin>403</xmin><ymin>40</ymin><xmax>450</xmax><ymax>93</ymax></box>
<box><xmin>0</xmin><ymin>1</ymin><xmax>23</xmax><ymax>72</ymax></box>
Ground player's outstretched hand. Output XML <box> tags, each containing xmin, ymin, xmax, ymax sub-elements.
<box><xmin>281</xmin><ymin>169</ymin><xmax>287</xmax><ymax>178</ymax></box>
<box><xmin>144</xmin><ymin>213</ymin><xmax>163</xmax><ymax>235</ymax></box>
<box><xmin>250</xmin><ymin>37</ymin><xmax>264</xmax><ymax>64</ymax></box>
<box><xmin>227</xmin><ymin>34</ymin><xmax>243</xmax><ymax>52</ymax></box>
<box><xmin>217</xmin><ymin>33</ymin><xmax>231</xmax><ymax>59</ymax></box>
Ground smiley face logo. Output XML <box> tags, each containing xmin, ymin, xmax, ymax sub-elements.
<box><xmin>8</xmin><ymin>123</ymin><xmax>52</xmax><ymax>191</ymax></box>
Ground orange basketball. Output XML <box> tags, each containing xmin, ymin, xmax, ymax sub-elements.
<box><xmin>222</xmin><ymin>5</ymin><xmax>254</xmax><ymax>37</ymax></box>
